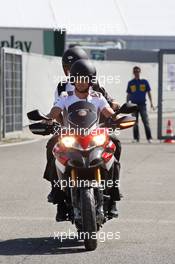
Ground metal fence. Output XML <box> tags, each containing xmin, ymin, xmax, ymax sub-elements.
<box><xmin>0</xmin><ymin>48</ymin><xmax>23</xmax><ymax>140</ymax></box>
<box><xmin>158</xmin><ymin>50</ymin><xmax>175</xmax><ymax>139</ymax></box>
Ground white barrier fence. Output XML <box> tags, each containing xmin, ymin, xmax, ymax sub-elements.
<box><xmin>22</xmin><ymin>52</ymin><xmax>158</xmax><ymax>126</ymax></box>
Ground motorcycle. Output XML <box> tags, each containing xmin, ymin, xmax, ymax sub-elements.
<box><xmin>27</xmin><ymin>102</ymin><xmax>137</xmax><ymax>251</ymax></box>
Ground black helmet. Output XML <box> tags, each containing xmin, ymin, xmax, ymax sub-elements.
<box><xmin>62</xmin><ymin>47</ymin><xmax>88</xmax><ymax>68</ymax></box>
<box><xmin>70</xmin><ymin>59</ymin><xmax>96</xmax><ymax>83</ymax></box>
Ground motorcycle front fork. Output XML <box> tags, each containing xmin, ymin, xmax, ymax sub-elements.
<box><xmin>69</xmin><ymin>168</ymin><xmax>104</xmax><ymax>223</ymax></box>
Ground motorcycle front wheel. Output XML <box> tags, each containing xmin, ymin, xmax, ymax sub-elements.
<box><xmin>80</xmin><ymin>188</ymin><xmax>97</xmax><ymax>251</ymax></box>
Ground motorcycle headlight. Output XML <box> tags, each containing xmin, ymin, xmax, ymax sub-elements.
<box><xmin>61</xmin><ymin>136</ymin><xmax>75</xmax><ymax>148</ymax></box>
<box><xmin>93</xmin><ymin>134</ymin><xmax>106</xmax><ymax>146</ymax></box>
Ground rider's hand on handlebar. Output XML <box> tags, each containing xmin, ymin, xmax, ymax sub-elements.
<box><xmin>111</xmin><ymin>100</ymin><xmax>120</xmax><ymax>111</ymax></box>
<box><xmin>42</xmin><ymin>119</ymin><xmax>53</xmax><ymax>125</ymax></box>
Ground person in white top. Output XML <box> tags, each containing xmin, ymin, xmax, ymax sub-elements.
<box><xmin>54</xmin><ymin>89</ymin><xmax>110</xmax><ymax>114</ymax></box>
<box><xmin>44</xmin><ymin>47</ymin><xmax>121</xmax><ymax>196</ymax></box>
<box><xmin>47</xmin><ymin>59</ymin><xmax>120</xmax><ymax>221</ymax></box>
<box><xmin>53</xmin><ymin>46</ymin><xmax>117</xmax><ymax>107</ymax></box>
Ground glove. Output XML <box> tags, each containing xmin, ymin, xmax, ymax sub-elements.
<box><xmin>111</xmin><ymin>100</ymin><xmax>120</xmax><ymax>111</ymax></box>
<box><xmin>29</xmin><ymin>122</ymin><xmax>53</xmax><ymax>135</ymax></box>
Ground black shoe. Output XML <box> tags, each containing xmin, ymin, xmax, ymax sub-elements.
<box><xmin>47</xmin><ymin>190</ymin><xmax>54</xmax><ymax>203</ymax></box>
<box><xmin>47</xmin><ymin>187</ymin><xmax>65</xmax><ymax>204</ymax></box>
<box><xmin>47</xmin><ymin>189</ymin><xmax>59</xmax><ymax>204</ymax></box>
<box><xmin>56</xmin><ymin>202</ymin><xmax>68</xmax><ymax>222</ymax></box>
<box><xmin>109</xmin><ymin>201</ymin><xmax>119</xmax><ymax>218</ymax></box>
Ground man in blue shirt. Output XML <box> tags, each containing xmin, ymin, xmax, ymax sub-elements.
<box><xmin>126</xmin><ymin>66</ymin><xmax>154</xmax><ymax>143</ymax></box>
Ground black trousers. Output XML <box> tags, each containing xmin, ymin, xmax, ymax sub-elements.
<box><xmin>43</xmin><ymin>135</ymin><xmax>59</xmax><ymax>182</ymax></box>
<box><xmin>108</xmin><ymin>132</ymin><xmax>121</xmax><ymax>201</ymax></box>
<box><xmin>133</xmin><ymin>104</ymin><xmax>152</xmax><ymax>140</ymax></box>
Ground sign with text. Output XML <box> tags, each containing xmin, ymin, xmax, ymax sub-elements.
<box><xmin>0</xmin><ymin>28</ymin><xmax>43</xmax><ymax>53</ymax></box>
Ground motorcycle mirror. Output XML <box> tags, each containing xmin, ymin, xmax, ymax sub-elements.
<box><xmin>27</xmin><ymin>110</ymin><xmax>51</xmax><ymax>121</ymax></box>
<box><xmin>117</xmin><ymin>103</ymin><xmax>138</xmax><ymax>114</ymax></box>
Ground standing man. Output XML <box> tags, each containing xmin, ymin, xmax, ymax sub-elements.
<box><xmin>126</xmin><ymin>66</ymin><xmax>154</xmax><ymax>143</ymax></box>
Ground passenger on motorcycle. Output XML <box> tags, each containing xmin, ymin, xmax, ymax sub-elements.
<box><xmin>44</xmin><ymin>47</ymin><xmax>121</xmax><ymax>212</ymax></box>
<box><xmin>46</xmin><ymin>59</ymin><xmax>121</xmax><ymax>221</ymax></box>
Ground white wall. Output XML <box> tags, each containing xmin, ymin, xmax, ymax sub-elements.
<box><xmin>23</xmin><ymin>53</ymin><xmax>63</xmax><ymax>125</ymax></box>
<box><xmin>22</xmin><ymin>52</ymin><xmax>158</xmax><ymax>126</ymax></box>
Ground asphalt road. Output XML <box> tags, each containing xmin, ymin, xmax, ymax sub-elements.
<box><xmin>0</xmin><ymin>126</ymin><xmax>175</xmax><ymax>264</ymax></box>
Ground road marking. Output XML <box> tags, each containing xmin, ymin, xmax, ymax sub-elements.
<box><xmin>117</xmin><ymin>219</ymin><xmax>175</xmax><ymax>224</ymax></box>
<box><xmin>0</xmin><ymin>216</ymin><xmax>53</xmax><ymax>221</ymax></box>
<box><xmin>122</xmin><ymin>200</ymin><xmax>175</xmax><ymax>204</ymax></box>
<box><xmin>0</xmin><ymin>216</ymin><xmax>175</xmax><ymax>225</ymax></box>
<box><xmin>0</xmin><ymin>138</ymin><xmax>41</xmax><ymax>147</ymax></box>
<box><xmin>119</xmin><ymin>219</ymin><xmax>155</xmax><ymax>224</ymax></box>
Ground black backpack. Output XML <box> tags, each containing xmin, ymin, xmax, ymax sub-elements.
<box><xmin>57</xmin><ymin>81</ymin><xmax>68</xmax><ymax>96</ymax></box>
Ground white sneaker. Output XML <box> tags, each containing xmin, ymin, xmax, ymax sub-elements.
<box><xmin>148</xmin><ymin>139</ymin><xmax>153</xmax><ymax>143</ymax></box>
<box><xmin>132</xmin><ymin>139</ymin><xmax>139</xmax><ymax>143</ymax></box>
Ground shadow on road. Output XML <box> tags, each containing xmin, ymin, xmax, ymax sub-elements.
<box><xmin>0</xmin><ymin>236</ymin><xmax>85</xmax><ymax>255</ymax></box>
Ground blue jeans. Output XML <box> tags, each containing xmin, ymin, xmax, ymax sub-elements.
<box><xmin>133</xmin><ymin>104</ymin><xmax>152</xmax><ymax>141</ymax></box>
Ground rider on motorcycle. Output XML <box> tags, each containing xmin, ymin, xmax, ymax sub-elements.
<box><xmin>44</xmin><ymin>47</ymin><xmax>122</xmax><ymax>213</ymax></box>
<box><xmin>46</xmin><ymin>59</ymin><xmax>121</xmax><ymax>221</ymax></box>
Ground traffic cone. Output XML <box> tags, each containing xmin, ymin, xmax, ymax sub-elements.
<box><xmin>164</xmin><ymin>120</ymin><xmax>175</xmax><ymax>143</ymax></box>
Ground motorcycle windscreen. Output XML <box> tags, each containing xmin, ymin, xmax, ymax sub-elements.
<box><xmin>67</xmin><ymin>101</ymin><xmax>98</xmax><ymax>129</ymax></box>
